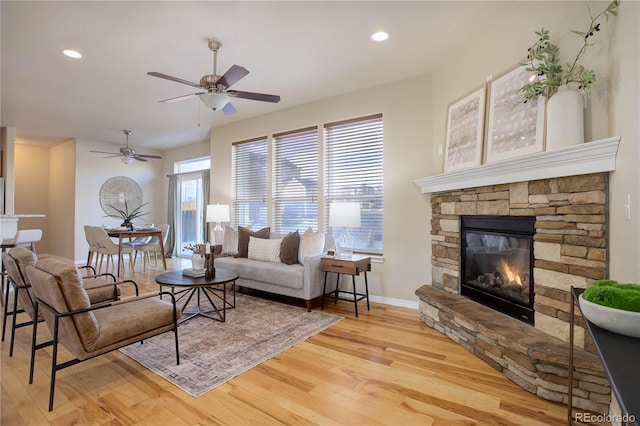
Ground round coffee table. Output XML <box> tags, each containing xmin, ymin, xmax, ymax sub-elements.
<box><xmin>155</xmin><ymin>268</ymin><xmax>239</xmax><ymax>323</ymax></box>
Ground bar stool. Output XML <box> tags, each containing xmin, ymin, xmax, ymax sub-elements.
<box><xmin>1</xmin><ymin>229</ymin><xmax>42</xmax><ymax>306</ymax></box>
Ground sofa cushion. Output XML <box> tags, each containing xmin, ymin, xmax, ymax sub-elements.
<box><xmin>237</xmin><ymin>226</ymin><xmax>270</xmax><ymax>258</ymax></box>
<box><xmin>298</xmin><ymin>227</ymin><xmax>325</xmax><ymax>265</ymax></box>
<box><xmin>248</xmin><ymin>236</ymin><xmax>282</xmax><ymax>263</ymax></box>
<box><xmin>221</xmin><ymin>225</ymin><xmax>247</xmax><ymax>256</ymax></box>
<box><xmin>280</xmin><ymin>231</ymin><xmax>300</xmax><ymax>265</ymax></box>
<box><xmin>215</xmin><ymin>257</ymin><xmax>305</xmax><ymax>290</ymax></box>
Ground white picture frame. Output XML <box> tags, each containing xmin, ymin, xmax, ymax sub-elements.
<box><xmin>444</xmin><ymin>86</ymin><xmax>486</xmax><ymax>172</ymax></box>
<box><xmin>485</xmin><ymin>64</ymin><xmax>545</xmax><ymax>163</ymax></box>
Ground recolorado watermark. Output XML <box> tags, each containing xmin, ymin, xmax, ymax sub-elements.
<box><xmin>574</xmin><ymin>412</ymin><xmax>636</xmax><ymax>424</ymax></box>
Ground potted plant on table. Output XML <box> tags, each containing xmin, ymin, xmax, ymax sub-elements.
<box><xmin>519</xmin><ymin>0</ymin><xmax>619</xmax><ymax>150</ymax></box>
<box><xmin>104</xmin><ymin>201</ymin><xmax>150</xmax><ymax>230</ymax></box>
<box><xmin>184</xmin><ymin>243</ymin><xmax>207</xmax><ymax>271</ymax></box>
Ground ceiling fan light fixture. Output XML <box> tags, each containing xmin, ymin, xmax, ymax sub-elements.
<box><xmin>199</xmin><ymin>92</ymin><xmax>230</xmax><ymax>110</ymax></box>
<box><xmin>121</xmin><ymin>156</ymin><xmax>135</xmax><ymax>165</ymax></box>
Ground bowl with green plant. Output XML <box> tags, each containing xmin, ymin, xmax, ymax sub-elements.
<box><xmin>579</xmin><ymin>280</ymin><xmax>640</xmax><ymax>338</ymax></box>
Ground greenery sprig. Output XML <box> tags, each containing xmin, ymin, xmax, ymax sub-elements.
<box><xmin>104</xmin><ymin>201</ymin><xmax>150</xmax><ymax>222</ymax></box>
<box><xmin>520</xmin><ymin>0</ymin><xmax>619</xmax><ymax>103</ymax></box>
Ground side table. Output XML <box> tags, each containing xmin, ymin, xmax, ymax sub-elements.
<box><xmin>320</xmin><ymin>255</ymin><xmax>371</xmax><ymax>317</ymax></box>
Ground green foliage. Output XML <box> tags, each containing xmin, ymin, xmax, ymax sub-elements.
<box><xmin>104</xmin><ymin>201</ymin><xmax>150</xmax><ymax>222</ymax></box>
<box><xmin>519</xmin><ymin>0</ymin><xmax>619</xmax><ymax>102</ymax></box>
<box><xmin>584</xmin><ymin>280</ymin><xmax>640</xmax><ymax>313</ymax></box>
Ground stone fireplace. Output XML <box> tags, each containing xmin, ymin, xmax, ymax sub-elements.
<box><xmin>413</xmin><ymin>137</ymin><xmax>620</xmax><ymax>413</ymax></box>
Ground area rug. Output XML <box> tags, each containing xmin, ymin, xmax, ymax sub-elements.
<box><xmin>119</xmin><ymin>293</ymin><xmax>342</xmax><ymax>397</ymax></box>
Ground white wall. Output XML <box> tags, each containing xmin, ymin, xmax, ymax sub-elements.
<box><xmin>609</xmin><ymin>0</ymin><xmax>640</xmax><ymax>282</ymax></box>
<box><xmin>209</xmin><ymin>74</ymin><xmax>433</xmax><ymax>304</ymax></box>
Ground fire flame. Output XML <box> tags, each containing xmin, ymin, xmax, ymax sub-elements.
<box><xmin>501</xmin><ymin>260</ymin><xmax>523</xmax><ymax>286</ymax></box>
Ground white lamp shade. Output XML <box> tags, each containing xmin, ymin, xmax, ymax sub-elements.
<box><xmin>207</xmin><ymin>204</ymin><xmax>230</xmax><ymax>223</ymax></box>
<box><xmin>199</xmin><ymin>92</ymin><xmax>230</xmax><ymax>110</ymax></box>
<box><xmin>329</xmin><ymin>202</ymin><xmax>361</xmax><ymax>227</ymax></box>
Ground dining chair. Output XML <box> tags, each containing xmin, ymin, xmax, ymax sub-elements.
<box><xmin>93</xmin><ymin>226</ymin><xmax>134</xmax><ymax>274</ymax></box>
<box><xmin>83</xmin><ymin>225</ymin><xmax>100</xmax><ymax>269</ymax></box>
<box><xmin>26</xmin><ymin>257</ymin><xmax>180</xmax><ymax>411</ymax></box>
<box><xmin>134</xmin><ymin>224</ymin><xmax>170</xmax><ymax>272</ymax></box>
<box><xmin>1</xmin><ymin>247</ymin><xmax>126</xmax><ymax>358</ymax></box>
<box><xmin>123</xmin><ymin>235</ymin><xmax>152</xmax><ymax>269</ymax></box>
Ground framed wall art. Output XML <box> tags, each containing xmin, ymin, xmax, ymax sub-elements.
<box><xmin>485</xmin><ymin>64</ymin><xmax>545</xmax><ymax>163</ymax></box>
<box><xmin>443</xmin><ymin>85</ymin><xmax>486</xmax><ymax>172</ymax></box>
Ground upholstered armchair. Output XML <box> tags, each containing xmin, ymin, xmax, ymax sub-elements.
<box><xmin>1</xmin><ymin>247</ymin><xmax>128</xmax><ymax>357</ymax></box>
<box><xmin>26</xmin><ymin>257</ymin><xmax>180</xmax><ymax>411</ymax></box>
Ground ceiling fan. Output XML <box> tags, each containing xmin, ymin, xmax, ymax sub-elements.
<box><xmin>147</xmin><ymin>38</ymin><xmax>280</xmax><ymax>115</ymax></box>
<box><xmin>90</xmin><ymin>130</ymin><xmax>162</xmax><ymax>164</ymax></box>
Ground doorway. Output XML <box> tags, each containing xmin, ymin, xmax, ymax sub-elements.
<box><xmin>175</xmin><ymin>158</ymin><xmax>210</xmax><ymax>258</ymax></box>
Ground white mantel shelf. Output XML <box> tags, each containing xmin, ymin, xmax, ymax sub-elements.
<box><xmin>413</xmin><ymin>137</ymin><xmax>620</xmax><ymax>194</ymax></box>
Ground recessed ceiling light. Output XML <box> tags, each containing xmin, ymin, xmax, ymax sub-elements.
<box><xmin>63</xmin><ymin>49</ymin><xmax>82</xmax><ymax>59</ymax></box>
<box><xmin>371</xmin><ymin>31</ymin><xmax>389</xmax><ymax>42</ymax></box>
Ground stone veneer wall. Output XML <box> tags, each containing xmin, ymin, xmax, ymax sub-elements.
<box><xmin>429</xmin><ymin>172</ymin><xmax>608</xmax><ymax>351</ymax></box>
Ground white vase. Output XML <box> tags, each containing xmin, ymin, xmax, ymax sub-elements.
<box><xmin>545</xmin><ymin>85</ymin><xmax>585</xmax><ymax>150</ymax></box>
<box><xmin>191</xmin><ymin>253</ymin><xmax>205</xmax><ymax>271</ymax></box>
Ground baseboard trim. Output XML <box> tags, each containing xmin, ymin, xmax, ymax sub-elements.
<box><xmin>369</xmin><ymin>294</ymin><xmax>418</xmax><ymax>310</ymax></box>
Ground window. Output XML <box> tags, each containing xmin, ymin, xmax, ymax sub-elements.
<box><xmin>175</xmin><ymin>157</ymin><xmax>210</xmax><ymax>174</ymax></box>
<box><xmin>272</xmin><ymin>127</ymin><xmax>318</xmax><ymax>234</ymax></box>
<box><xmin>232</xmin><ymin>137</ymin><xmax>268</xmax><ymax>228</ymax></box>
<box><xmin>324</xmin><ymin>114</ymin><xmax>383</xmax><ymax>254</ymax></box>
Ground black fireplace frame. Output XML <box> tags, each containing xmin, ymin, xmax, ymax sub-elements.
<box><xmin>460</xmin><ymin>215</ymin><xmax>535</xmax><ymax>325</ymax></box>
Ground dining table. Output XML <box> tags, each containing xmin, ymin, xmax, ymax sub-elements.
<box><xmin>107</xmin><ymin>228</ymin><xmax>167</xmax><ymax>278</ymax></box>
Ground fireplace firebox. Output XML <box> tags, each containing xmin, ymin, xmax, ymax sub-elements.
<box><xmin>460</xmin><ymin>216</ymin><xmax>535</xmax><ymax>324</ymax></box>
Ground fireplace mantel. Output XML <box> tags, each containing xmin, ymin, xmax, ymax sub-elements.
<box><xmin>413</xmin><ymin>137</ymin><xmax>620</xmax><ymax>194</ymax></box>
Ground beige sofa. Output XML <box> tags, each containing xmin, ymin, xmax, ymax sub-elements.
<box><xmin>215</xmin><ymin>254</ymin><xmax>325</xmax><ymax>311</ymax></box>
<box><xmin>213</xmin><ymin>227</ymin><xmax>329</xmax><ymax>310</ymax></box>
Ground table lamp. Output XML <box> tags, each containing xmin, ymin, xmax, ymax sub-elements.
<box><xmin>329</xmin><ymin>202</ymin><xmax>361</xmax><ymax>259</ymax></box>
<box><xmin>207</xmin><ymin>204</ymin><xmax>230</xmax><ymax>245</ymax></box>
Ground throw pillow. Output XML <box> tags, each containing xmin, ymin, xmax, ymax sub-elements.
<box><xmin>298</xmin><ymin>227</ymin><xmax>325</xmax><ymax>265</ymax></box>
<box><xmin>280</xmin><ymin>230</ymin><xmax>300</xmax><ymax>265</ymax></box>
<box><xmin>221</xmin><ymin>225</ymin><xmax>240</xmax><ymax>256</ymax></box>
<box><xmin>236</xmin><ymin>226</ymin><xmax>270</xmax><ymax>258</ymax></box>
<box><xmin>248</xmin><ymin>236</ymin><xmax>282</xmax><ymax>263</ymax></box>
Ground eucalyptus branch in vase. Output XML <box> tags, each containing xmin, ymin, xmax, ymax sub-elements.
<box><xmin>519</xmin><ymin>0</ymin><xmax>619</xmax><ymax>103</ymax></box>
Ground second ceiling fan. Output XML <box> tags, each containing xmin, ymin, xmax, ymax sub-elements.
<box><xmin>148</xmin><ymin>38</ymin><xmax>280</xmax><ymax>115</ymax></box>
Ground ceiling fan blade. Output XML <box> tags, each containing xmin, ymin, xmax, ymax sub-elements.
<box><xmin>230</xmin><ymin>90</ymin><xmax>281</xmax><ymax>103</ymax></box>
<box><xmin>160</xmin><ymin>92</ymin><xmax>205</xmax><ymax>103</ymax></box>
<box><xmin>222</xmin><ymin>102</ymin><xmax>237</xmax><ymax>115</ymax></box>
<box><xmin>147</xmin><ymin>72</ymin><xmax>202</xmax><ymax>89</ymax></box>
<box><xmin>132</xmin><ymin>156</ymin><xmax>148</xmax><ymax>162</ymax></box>
<box><xmin>136</xmin><ymin>154</ymin><xmax>162</xmax><ymax>159</ymax></box>
<box><xmin>217</xmin><ymin>65</ymin><xmax>249</xmax><ymax>88</ymax></box>
<box><xmin>90</xmin><ymin>150</ymin><xmax>121</xmax><ymax>155</ymax></box>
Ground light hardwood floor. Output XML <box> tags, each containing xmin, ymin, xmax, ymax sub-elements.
<box><xmin>1</xmin><ymin>257</ymin><xmax>571</xmax><ymax>425</ymax></box>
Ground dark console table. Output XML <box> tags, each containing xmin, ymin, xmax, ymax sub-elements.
<box><xmin>569</xmin><ymin>287</ymin><xmax>639</xmax><ymax>425</ymax></box>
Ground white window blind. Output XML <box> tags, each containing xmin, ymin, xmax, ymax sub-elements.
<box><xmin>232</xmin><ymin>137</ymin><xmax>268</xmax><ymax>228</ymax></box>
<box><xmin>272</xmin><ymin>127</ymin><xmax>319</xmax><ymax>234</ymax></box>
<box><xmin>324</xmin><ymin>114</ymin><xmax>384</xmax><ymax>254</ymax></box>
